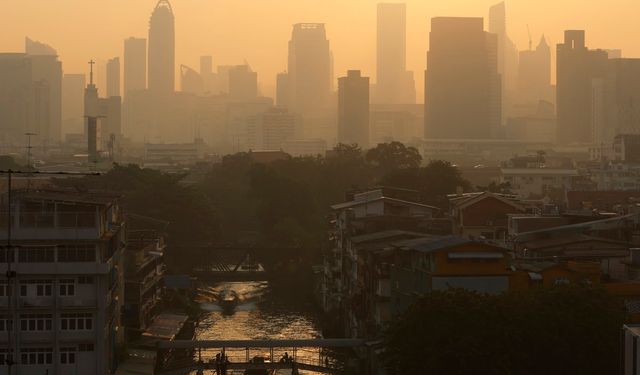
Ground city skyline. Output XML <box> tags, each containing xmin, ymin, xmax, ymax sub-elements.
<box><xmin>2</xmin><ymin>0</ymin><xmax>637</xmax><ymax>99</ymax></box>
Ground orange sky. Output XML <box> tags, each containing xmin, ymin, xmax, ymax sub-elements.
<box><xmin>2</xmin><ymin>0</ymin><xmax>637</xmax><ymax>99</ymax></box>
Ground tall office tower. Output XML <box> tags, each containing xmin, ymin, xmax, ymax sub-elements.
<box><xmin>287</xmin><ymin>23</ymin><xmax>332</xmax><ymax>115</ymax></box>
<box><xmin>276</xmin><ymin>72</ymin><xmax>289</xmax><ymax>107</ymax></box>
<box><xmin>338</xmin><ymin>70</ymin><xmax>370</xmax><ymax>148</ymax></box>
<box><xmin>425</xmin><ymin>17</ymin><xmax>501</xmax><ymax>139</ymax></box>
<box><xmin>180</xmin><ymin>65</ymin><xmax>203</xmax><ymax>94</ymax></box>
<box><xmin>62</xmin><ymin>73</ymin><xmax>86</xmax><ymax>135</ymax></box>
<box><xmin>0</xmin><ymin>54</ymin><xmax>33</xmax><ymax>147</ymax></box>
<box><xmin>488</xmin><ymin>2</ymin><xmax>518</xmax><ymax>97</ymax></box>
<box><xmin>124</xmin><ymin>37</ymin><xmax>147</xmax><ymax>95</ymax></box>
<box><xmin>106</xmin><ymin>57</ymin><xmax>120</xmax><ymax>98</ymax></box>
<box><xmin>199</xmin><ymin>56</ymin><xmax>215</xmax><ymax>93</ymax></box>
<box><xmin>148</xmin><ymin>0</ymin><xmax>175</xmax><ymax>95</ymax></box>
<box><xmin>556</xmin><ymin>30</ymin><xmax>608</xmax><ymax>144</ymax></box>
<box><xmin>592</xmin><ymin>58</ymin><xmax>640</xmax><ymax>144</ymax></box>
<box><xmin>517</xmin><ymin>36</ymin><xmax>552</xmax><ymax>105</ymax></box>
<box><xmin>25</xmin><ymin>38</ymin><xmax>63</xmax><ymax>144</ymax></box>
<box><xmin>376</xmin><ymin>3</ymin><xmax>416</xmax><ymax>104</ymax></box>
<box><xmin>229</xmin><ymin>65</ymin><xmax>258</xmax><ymax>101</ymax></box>
<box><xmin>0</xmin><ymin>189</ymin><xmax>126</xmax><ymax>374</ymax></box>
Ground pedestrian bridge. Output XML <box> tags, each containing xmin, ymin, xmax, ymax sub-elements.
<box><xmin>156</xmin><ymin>339</ymin><xmax>366</xmax><ymax>374</ymax></box>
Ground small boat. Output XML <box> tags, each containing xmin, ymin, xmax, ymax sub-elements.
<box><xmin>217</xmin><ymin>289</ymin><xmax>239</xmax><ymax>313</ymax></box>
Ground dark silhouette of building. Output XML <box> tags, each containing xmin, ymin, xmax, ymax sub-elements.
<box><xmin>338</xmin><ymin>70</ymin><xmax>370</xmax><ymax>148</ymax></box>
<box><xmin>124</xmin><ymin>37</ymin><xmax>147</xmax><ymax>95</ymax></box>
<box><xmin>180</xmin><ymin>64</ymin><xmax>203</xmax><ymax>94</ymax></box>
<box><xmin>425</xmin><ymin>17</ymin><xmax>501</xmax><ymax>139</ymax></box>
<box><xmin>0</xmin><ymin>53</ymin><xmax>33</xmax><ymax>148</ymax></box>
<box><xmin>517</xmin><ymin>36</ymin><xmax>552</xmax><ymax>105</ymax></box>
<box><xmin>287</xmin><ymin>23</ymin><xmax>332</xmax><ymax>115</ymax></box>
<box><xmin>556</xmin><ymin>30</ymin><xmax>608</xmax><ymax>144</ymax></box>
<box><xmin>276</xmin><ymin>72</ymin><xmax>289</xmax><ymax>107</ymax></box>
<box><xmin>375</xmin><ymin>3</ymin><xmax>415</xmax><ymax>105</ymax></box>
<box><xmin>106</xmin><ymin>57</ymin><xmax>120</xmax><ymax>98</ymax></box>
<box><xmin>148</xmin><ymin>0</ymin><xmax>175</xmax><ymax>95</ymax></box>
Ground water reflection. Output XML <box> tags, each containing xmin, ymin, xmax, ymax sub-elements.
<box><xmin>193</xmin><ymin>281</ymin><xmax>326</xmax><ymax>374</ymax></box>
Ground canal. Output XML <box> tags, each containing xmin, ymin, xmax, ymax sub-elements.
<box><xmin>192</xmin><ymin>280</ymin><xmax>331</xmax><ymax>374</ymax></box>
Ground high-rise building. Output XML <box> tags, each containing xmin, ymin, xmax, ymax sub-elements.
<box><xmin>25</xmin><ymin>39</ymin><xmax>63</xmax><ymax>145</ymax></box>
<box><xmin>556</xmin><ymin>30</ymin><xmax>608</xmax><ymax>144</ymax></box>
<box><xmin>180</xmin><ymin>65</ymin><xmax>203</xmax><ymax>94</ymax></box>
<box><xmin>106</xmin><ymin>57</ymin><xmax>120</xmax><ymax>98</ymax></box>
<box><xmin>425</xmin><ymin>17</ymin><xmax>501</xmax><ymax>139</ymax></box>
<box><xmin>0</xmin><ymin>54</ymin><xmax>33</xmax><ymax>148</ymax></box>
<box><xmin>338</xmin><ymin>70</ymin><xmax>370</xmax><ymax>148</ymax></box>
<box><xmin>517</xmin><ymin>36</ymin><xmax>552</xmax><ymax>105</ymax></box>
<box><xmin>229</xmin><ymin>65</ymin><xmax>258</xmax><ymax>102</ymax></box>
<box><xmin>200</xmin><ymin>56</ymin><xmax>216</xmax><ymax>94</ymax></box>
<box><xmin>0</xmin><ymin>189</ymin><xmax>126</xmax><ymax>374</ymax></box>
<box><xmin>148</xmin><ymin>0</ymin><xmax>175</xmax><ymax>95</ymax></box>
<box><xmin>276</xmin><ymin>72</ymin><xmax>289</xmax><ymax>107</ymax></box>
<box><xmin>62</xmin><ymin>73</ymin><xmax>86</xmax><ymax>136</ymax></box>
<box><xmin>287</xmin><ymin>23</ymin><xmax>332</xmax><ymax>115</ymax></box>
<box><xmin>592</xmin><ymin>58</ymin><xmax>640</xmax><ymax>144</ymax></box>
<box><xmin>123</xmin><ymin>37</ymin><xmax>147</xmax><ymax>95</ymax></box>
<box><xmin>247</xmin><ymin>107</ymin><xmax>301</xmax><ymax>150</ymax></box>
<box><xmin>488</xmin><ymin>2</ymin><xmax>519</xmax><ymax>99</ymax></box>
<box><xmin>375</xmin><ymin>3</ymin><xmax>415</xmax><ymax>105</ymax></box>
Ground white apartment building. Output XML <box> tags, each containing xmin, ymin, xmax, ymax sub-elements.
<box><xmin>0</xmin><ymin>189</ymin><xmax>125</xmax><ymax>375</ymax></box>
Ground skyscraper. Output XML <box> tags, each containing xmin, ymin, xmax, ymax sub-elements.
<box><xmin>106</xmin><ymin>57</ymin><xmax>120</xmax><ymax>98</ymax></box>
<box><xmin>123</xmin><ymin>37</ymin><xmax>147</xmax><ymax>95</ymax></box>
<box><xmin>148</xmin><ymin>0</ymin><xmax>175</xmax><ymax>95</ymax></box>
<box><xmin>0</xmin><ymin>54</ymin><xmax>33</xmax><ymax>147</ymax></box>
<box><xmin>338</xmin><ymin>70</ymin><xmax>370</xmax><ymax>148</ymax></box>
<box><xmin>229</xmin><ymin>65</ymin><xmax>258</xmax><ymax>102</ymax></box>
<box><xmin>287</xmin><ymin>23</ymin><xmax>332</xmax><ymax>115</ymax></box>
<box><xmin>62</xmin><ymin>73</ymin><xmax>86</xmax><ymax>135</ymax></box>
<box><xmin>276</xmin><ymin>72</ymin><xmax>289</xmax><ymax>107</ymax></box>
<box><xmin>25</xmin><ymin>38</ymin><xmax>63</xmax><ymax>144</ymax></box>
<box><xmin>376</xmin><ymin>3</ymin><xmax>416</xmax><ymax>104</ymax></box>
<box><xmin>488</xmin><ymin>2</ymin><xmax>518</xmax><ymax>97</ymax></box>
<box><xmin>180</xmin><ymin>65</ymin><xmax>203</xmax><ymax>94</ymax></box>
<box><xmin>592</xmin><ymin>58</ymin><xmax>640</xmax><ymax>144</ymax></box>
<box><xmin>556</xmin><ymin>30</ymin><xmax>608</xmax><ymax>144</ymax></box>
<box><xmin>425</xmin><ymin>17</ymin><xmax>501</xmax><ymax>139</ymax></box>
<box><xmin>517</xmin><ymin>36</ymin><xmax>552</xmax><ymax>105</ymax></box>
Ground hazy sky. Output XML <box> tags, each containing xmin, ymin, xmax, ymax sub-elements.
<box><xmin>3</xmin><ymin>0</ymin><xmax>638</xmax><ymax>99</ymax></box>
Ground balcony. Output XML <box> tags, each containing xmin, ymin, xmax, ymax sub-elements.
<box><xmin>0</xmin><ymin>212</ymin><xmax>101</xmax><ymax>241</ymax></box>
<box><xmin>58</xmin><ymin>296</ymin><xmax>97</xmax><ymax>309</ymax></box>
<box><xmin>20</xmin><ymin>297</ymin><xmax>54</xmax><ymax>309</ymax></box>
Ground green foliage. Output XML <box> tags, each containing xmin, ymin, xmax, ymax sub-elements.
<box><xmin>383</xmin><ymin>286</ymin><xmax>625</xmax><ymax>375</ymax></box>
<box><xmin>366</xmin><ymin>142</ymin><xmax>422</xmax><ymax>172</ymax></box>
<box><xmin>380</xmin><ymin>160</ymin><xmax>471</xmax><ymax>206</ymax></box>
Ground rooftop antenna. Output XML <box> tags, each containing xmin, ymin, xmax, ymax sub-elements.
<box><xmin>527</xmin><ymin>24</ymin><xmax>532</xmax><ymax>50</ymax></box>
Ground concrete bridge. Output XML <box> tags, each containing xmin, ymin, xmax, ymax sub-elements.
<box><xmin>156</xmin><ymin>338</ymin><xmax>367</xmax><ymax>374</ymax></box>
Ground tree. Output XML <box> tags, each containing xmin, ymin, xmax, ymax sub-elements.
<box><xmin>383</xmin><ymin>286</ymin><xmax>625</xmax><ymax>375</ymax></box>
<box><xmin>365</xmin><ymin>142</ymin><xmax>422</xmax><ymax>172</ymax></box>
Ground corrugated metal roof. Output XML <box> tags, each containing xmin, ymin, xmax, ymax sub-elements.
<box><xmin>351</xmin><ymin>230</ymin><xmax>426</xmax><ymax>244</ymax></box>
<box><xmin>394</xmin><ymin>235</ymin><xmax>472</xmax><ymax>253</ymax></box>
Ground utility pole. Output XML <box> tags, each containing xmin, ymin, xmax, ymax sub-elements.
<box><xmin>24</xmin><ymin>133</ymin><xmax>37</xmax><ymax>170</ymax></box>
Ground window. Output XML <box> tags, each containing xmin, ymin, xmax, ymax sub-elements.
<box><xmin>0</xmin><ymin>281</ymin><xmax>11</xmax><ymax>297</ymax></box>
<box><xmin>20</xmin><ymin>280</ymin><xmax>52</xmax><ymax>297</ymax></box>
<box><xmin>60</xmin><ymin>313</ymin><xmax>92</xmax><ymax>331</ymax></box>
<box><xmin>21</xmin><ymin>348</ymin><xmax>53</xmax><ymax>365</ymax></box>
<box><xmin>78</xmin><ymin>276</ymin><xmax>94</xmax><ymax>284</ymax></box>
<box><xmin>57</xmin><ymin>245</ymin><xmax>95</xmax><ymax>262</ymax></box>
<box><xmin>59</xmin><ymin>279</ymin><xmax>75</xmax><ymax>296</ymax></box>
<box><xmin>60</xmin><ymin>347</ymin><xmax>76</xmax><ymax>365</ymax></box>
<box><xmin>0</xmin><ymin>349</ymin><xmax>14</xmax><ymax>366</ymax></box>
<box><xmin>20</xmin><ymin>314</ymin><xmax>52</xmax><ymax>331</ymax></box>
<box><xmin>18</xmin><ymin>247</ymin><xmax>55</xmax><ymax>263</ymax></box>
<box><xmin>0</xmin><ymin>248</ymin><xmax>15</xmax><ymax>263</ymax></box>
<box><xmin>0</xmin><ymin>316</ymin><xmax>13</xmax><ymax>332</ymax></box>
<box><xmin>78</xmin><ymin>343</ymin><xmax>94</xmax><ymax>352</ymax></box>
